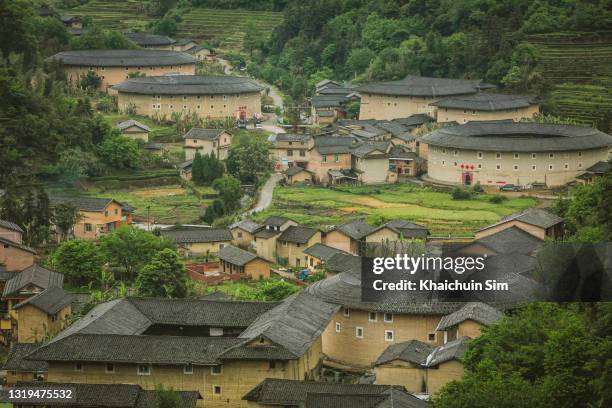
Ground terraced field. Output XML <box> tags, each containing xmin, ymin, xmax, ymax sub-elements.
<box><xmin>530</xmin><ymin>32</ymin><xmax>612</xmax><ymax>128</ymax></box>
<box><xmin>176</xmin><ymin>8</ymin><xmax>283</xmax><ymax>51</ymax></box>
<box><xmin>64</xmin><ymin>0</ymin><xmax>152</xmax><ymax>32</ymax></box>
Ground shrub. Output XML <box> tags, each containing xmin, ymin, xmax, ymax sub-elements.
<box><xmin>472</xmin><ymin>183</ymin><xmax>484</xmax><ymax>193</ymax></box>
<box><xmin>451</xmin><ymin>187</ymin><xmax>472</xmax><ymax>200</ymax></box>
<box><xmin>489</xmin><ymin>195</ymin><xmax>508</xmax><ymax>204</ymax></box>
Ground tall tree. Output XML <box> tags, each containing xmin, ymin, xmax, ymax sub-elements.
<box><xmin>50</xmin><ymin>239</ymin><xmax>105</xmax><ymax>286</ymax></box>
<box><xmin>136</xmin><ymin>248</ymin><xmax>187</xmax><ymax>298</ymax></box>
<box><xmin>53</xmin><ymin>203</ymin><xmax>82</xmax><ymax>242</ymax></box>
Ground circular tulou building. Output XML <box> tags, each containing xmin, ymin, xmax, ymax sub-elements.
<box><xmin>50</xmin><ymin>49</ymin><xmax>197</xmax><ymax>92</ymax></box>
<box><xmin>113</xmin><ymin>75</ymin><xmax>263</xmax><ymax>120</ymax></box>
<box><xmin>421</xmin><ymin>122</ymin><xmax>612</xmax><ymax>187</ymax></box>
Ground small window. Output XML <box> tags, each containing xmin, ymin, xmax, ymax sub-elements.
<box><xmin>335</xmin><ymin>322</ymin><xmax>341</xmax><ymax>332</ymax></box>
<box><xmin>237</xmin><ymin>232</ymin><xmax>243</xmax><ymax>238</ymax></box>
<box><xmin>513</xmin><ymin>165</ymin><xmax>519</xmax><ymax>171</ymax></box>
<box><xmin>441</xmin><ymin>160</ymin><xmax>446</xmax><ymax>166</ymax></box>
<box><xmin>213</xmin><ymin>385</ymin><xmax>221</xmax><ymax>395</ymax></box>
<box><xmin>549</xmin><ymin>164</ymin><xmax>553</xmax><ymax>170</ymax></box>
<box><xmin>85</xmin><ymin>223</ymin><xmax>92</xmax><ymax>232</ymax></box>
<box><xmin>477</xmin><ymin>152</ymin><xmax>483</xmax><ymax>159</ymax></box>
<box><xmin>282</xmin><ymin>241</ymin><xmax>287</xmax><ymax>247</ymax></box>
<box><xmin>334</xmin><ymin>154</ymin><xmax>339</xmax><ymax>162</ymax></box>
<box><xmin>384</xmin><ymin>313</ymin><xmax>393</xmax><ymax>323</ymax></box>
<box><xmin>453</xmin><ymin>162</ymin><xmax>457</xmax><ymax>167</ymax></box>
<box><xmin>496</xmin><ymin>153</ymin><xmax>501</xmax><ymax>159</ymax></box>
<box><xmin>477</xmin><ymin>164</ymin><xmax>482</xmax><ymax>169</ymax></box>
<box><xmin>75</xmin><ymin>363</ymin><xmax>83</xmax><ymax>372</ymax></box>
<box><xmin>343</xmin><ymin>307</ymin><xmax>350</xmax><ymax>317</ymax></box>
<box><xmin>322</xmin><ymin>155</ymin><xmax>327</xmax><ymax>163</ymax></box>
<box><xmin>549</xmin><ymin>153</ymin><xmax>554</xmax><ymax>159</ymax></box>
<box><xmin>428</xmin><ymin>332</ymin><xmax>436</xmax><ymax>341</ymax></box>
<box><xmin>211</xmin><ymin>365</ymin><xmax>222</xmax><ymax>375</ymax></box>
<box><xmin>532</xmin><ymin>165</ymin><xmax>537</xmax><ymax>171</ymax></box>
<box><xmin>184</xmin><ymin>364</ymin><xmax>194</xmax><ymax>374</ymax></box>
<box><xmin>114</xmin><ymin>208</ymin><xmax>118</xmax><ymax>215</ymax></box>
<box><xmin>356</xmin><ymin>327</ymin><xmax>364</xmax><ymax>339</ymax></box>
<box><xmin>269</xmin><ymin>361</ymin><xmax>276</xmax><ymax>369</ymax></box>
<box><xmin>496</xmin><ymin>164</ymin><xmax>501</xmax><ymax>170</ymax></box>
<box><xmin>385</xmin><ymin>330</ymin><xmax>394</xmax><ymax>341</ymax></box>
<box><xmin>442</xmin><ymin>149</ymin><xmax>446</xmax><ymax>155</ymax></box>
<box><xmin>532</xmin><ymin>153</ymin><xmax>537</xmax><ymax>159</ymax></box>
<box><xmin>105</xmin><ymin>364</ymin><xmax>114</xmax><ymax>373</ymax></box>
<box><xmin>578</xmin><ymin>163</ymin><xmax>582</xmax><ymax>168</ymax></box>
<box><xmin>453</xmin><ymin>150</ymin><xmax>458</xmax><ymax>156</ymax></box>
<box><xmin>137</xmin><ymin>365</ymin><xmax>151</xmax><ymax>375</ymax></box>
<box><xmin>104</xmin><ymin>210</ymin><xmax>108</xmax><ymax>216</ymax></box>
<box><xmin>578</xmin><ymin>151</ymin><xmax>582</xmax><ymax>157</ymax></box>
<box><xmin>368</xmin><ymin>312</ymin><xmax>377</xmax><ymax>322</ymax></box>
<box><xmin>564</xmin><ymin>163</ymin><xmax>569</xmax><ymax>169</ymax></box>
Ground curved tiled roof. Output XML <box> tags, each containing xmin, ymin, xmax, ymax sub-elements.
<box><xmin>431</xmin><ymin>93</ymin><xmax>538</xmax><ymax>111</ymax></box>
<box><xmin>436</xmin><ymin>302</ymin><xmax>503</xmax><ymax>331</ymax></box>
<box><xmin>2</xmin><ymin>265</ymin><xmax>63</xmax><ymax>297</ymax></box>
<box><xmin>217</xmin><ymin>245</ymin><xmax>259</xmax><ymax>266</ymax></box>
<box><xmin>13</xmin><ymin>287</ymin><xmax>75</xmax><ymax>315</ymax></box>
<box><xmin>0</xmin><ymin>219</ymin><xmax>23</xmax><ymax>233</ymax></box>
<box><xmin>125</xmin><ymin>32</ymin><xmax>176</xmax><ymax>46</ymax></box>
<box><xmin>358</xmin><ymin>75</ymin><xmax>490</xmax><ymax>97</ymax></box>
<box><xmin>113</xmin><ymin>75</ymin><xmax>263</xmax><ymax>95</ymax></box>
<box><xmin>421</xmin><ymin>122</ymin><xmax>612</xmax><ymax>152</ymax></box>
<box><xmin>50</xmin><ymin>49</ymin><xmax>196</xmax><ymax>67</ymax></box>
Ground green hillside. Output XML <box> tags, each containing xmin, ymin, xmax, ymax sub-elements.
<box><xmin>529</xmin><ymin>31</ymin><xmax>612</xmax><ymax>129</ymax></box>
<box><xmin>177</xmin><ymin>8</ymin><xmax>283</xmax><ymax>51</ymax></box>
<box><xmin>64</xmin><ymin>0</ymin><xmax>153</xmax><ymax>32</ymax></box>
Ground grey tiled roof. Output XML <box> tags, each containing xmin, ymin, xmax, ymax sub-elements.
<box><xmin>50</xmin><ymin>196</ymin><xmax>117</xmax><ymax>212</ymax></box>
<box><xmin>311</xmin><ymin>95</ymin><xmax>349</xmax><ymax>108</ymax></box>
<box><xmin>369</xmin><ymin>219</ymin><xmax>430</xmax><ymax>240</ymax></box>
<box><xmin>436</xmin><ymin>302</ymin><xmax>503</xmax><ymax>330</ymax></box>
<box><xmin>583</xmin><ymin>160</ymin><xmax>610</xmax><ymax>173</ymax></box>
<box><xmin>13</xmin><ymin>287</ymin><xmax>75</xmax><ymax>315</ymax></box>
<box><xmin>325</xmin><ymin>253</ymin><xmax>362</xmax><ymax>274</ymax></box>
<box><xmin>278</xmin><ymin>225</ymin><xmax>318</xmax><ymax>244</ymax></box>
<box><xmin>0</xmin><ymin>237</ymin><xmax>35</xmax><ymax>255</ymax></box>
<box><xmin>2</xmin><ymin>265</ymin><xmax>64</xmax><ymax>298</ymax></box>
<box><xmin>375</xmin><ymin>339</ymin><xmax>434</xmax><ymax>366</ymax></box>
<box><xmin>474</xmin><ymin>226</ymin><xmax>544</xmax><ymax>255</ymax></box>
<box><xmin>218</xmin><ymin>343</ymin><xmax>297</xmax><ymax>360</ymax></box>
<box><xmin>284</xmin><ymin>166</ymin><xmax>311</xmax><ymax>176</ymax></box>
<box><xmin>392</xmin><ymin>114</ymin><xmax>435</xmax><ymax>127</ymax></box>
<box><xmin>304</xmin><ymin>393</ymin><xmax>386</xmax><ymax>408</ymax></box>
<box><xmin>264</xmin><ymin>216</ymin><xmax>292</xmax><ymax>227</ymax></box>
<box><xmin>27</xmin><ymin>333</ymin><xmax>243</xmax><ymax>365</ymax></box>
<box><xmin>229</xmin><ymin>219</ymin><xmax>261</xmax><ymax>233</ymax></box>
<box><xmin>183</xmin><ymin>128</ymin><xmax>226</xmax><ymax>140</ymax></box>
<box><xmin>375</xmin><ymin>388</ymin><xmax>430</xmax><ymax>408</ymax></box>
<box><xmin>431</xmin><ymin>93</ymin><xmax>538</xmax><ymax>111</ymax></box>
<box><xmin>275</xmin><ymin>133</ymin><xmax>311</xmax><ymax>142</ymax></box>
<box><xmin>3</xmin><ymin>343</ymin><xmax>48</xmax><ymax>372</ymax></box>
<box><xmin>217</xmin><ymin>245</ymin><xmax>259</xmax><ymax>266</ymax></box>
<box><xmin>351</xmin><ymin>144</ymin><xmax>388</xmax><ymax>158</ymax></box>
<box><xmin>333</xmin><ymin>219</ymin><xmax>375</xmax><ymax>240</ymax></box>
<box><xmin>12</xmin><ymin>383</ymin><xmax>200</xmax><ymax>407</ymax></box>
<box><xmin>126</xmin><ymin>32</ymin><xmax>176</xmax><ymax>46</ymax></box>
<box><xmin>242</xmin><ymin>378</ymin><xmax>405</xmax><ymax>405</ymax></box>
<box><xmin>421</xmin><ymin>122</ymin><xmax>612</xmax><ymax>152</ymax></box>
<box><xmin>495</xmin><ymin>208</ymin><xmax>564</xmax><ymax>230</ymax></box>
<box><xmin>117</xmin><ymin>119</ymin><xmax>150</xmax><ymax>132</ymax></box>
<box><xmin>50</xmin><ymin>49</ymin><xmax>196</xmax><ymax>67</ymax></box>
<box><xmin>358</xmin><ymin>75</ymin><xmax>487</xmax><ymax>97</ymax></box>
<box><xmin>160</xmin><ymin>227</ymin><xmax>232</xmax><ymax>243</ymax></box>
<box><xmin>113</xmin><ymin>75</ymin><xmax>263</xmax><ymax>95</ymax></box>
<box><xmin>0</xmin><ymin>219</ymin><xmax>23</xmax><ymax>233</ymax></box>
<box><xmin>426</xmin><ymin>337</ymin><xmax>470</xmax><ymax>366</ymax></box>
<box><xmin>303</xmin><ymin>243</ymin><xmax>350</xmax><ymax>262</ymax></box>
<box><xmin>237</xmin><ymin>291</ymin><xmax>339</xmax><ymax>358</ymax></box>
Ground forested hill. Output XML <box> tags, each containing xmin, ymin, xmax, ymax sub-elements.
<box><xmin>247</xmin><ymin>0</ymin><xmax>612</xmax><ymax>128</ymax></box>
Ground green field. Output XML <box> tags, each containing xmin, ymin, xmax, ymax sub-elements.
<box><xmin>530</xmin><ymin>31</ymin><xmax>612</xmax><ymax>128</ymax></box>
<box><xmin>251</xmin><ymin>185</ymin><xmax>538</xmax><ymax>237</ymax></box>
<box><xmin>63</xmin><ymin>0</ymin><xmax>153</xmax><ymax>32</ymax></box>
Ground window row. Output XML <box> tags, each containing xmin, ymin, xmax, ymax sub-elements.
<box><xmin>73</xmin><ymin>363</ymin><xmax>222</xmax><ymax>376</ymax></box>
<box><xmin>439</xmin><ymin>161</ymin><xmax>582</xmax><ymax>171</ymax></box>
<box><xmin>151</xmin><ymin>95</ymin><xmax>235</xmax><ymax>100</ymax></box>
<box><xmin>342</xmin><ymin>308</ymin><xmax>394</xmax><ymax>322</ymax></box>
<box><xmin>152</xmin><ymin>104</ymin><xmax>228</xmax><ymax>110</ymax></box>
<box><xmin>437</xmin><ymin>148</ymin><xmax>583</xmax><ymax>160</ymax></box>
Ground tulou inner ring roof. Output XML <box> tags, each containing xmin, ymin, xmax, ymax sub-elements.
<box><xmin>113</xmin><ymin>75</ymin><xmax>264</xmax><ymax>95</ymax></box>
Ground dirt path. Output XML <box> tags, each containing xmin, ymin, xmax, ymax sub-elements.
<box><xmin>247</xmin><ymin>173</ymin><xmax>282</xmax><ymax>214</ymax></box>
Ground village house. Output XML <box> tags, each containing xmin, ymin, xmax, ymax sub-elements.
<box><xmin>184</xmin><ymin>128</ymin><xmax>233</xmax><ymax>160</ymax></box>
<box><xmin>364</xmin><ymin>220</ymin><xmax>430</xmax><ymax>246</ymax></box>
<box><xmin>160</xmin><ymin>226</ymin><xmax>232</xmax><ymax>257</ymax></box>
<box><xmin>116</xmin><ymin>119</ymin><xmax>151</xmax><ymax>142</ymax></box>
<box><xmin>435</xmin><ymin>302</ymin><xmax>503</xmax><ymax>343</ymax></box>
<box><xmin>374</xmin><ymin>337</ymin><xmax>470</xmax><ymax>395</ymax></box>
<box><xmin>60</xmin><ymin>15</ymin><xmax>82</xmax><ymax>29</ymax></box>
<box><xmin>24</xmin><ymin>293</ymin><xmax>339</xmax><ymax>408</ymax></box>
<box><xmin>217</xmin><ymin>245</ymin><xmax>271</xmax><ymax>280</ymax></box>
<box><xmin>276</xmin><ymin>226</ymin><xmax>322</xmax><ymax>268</ymax></box>
<box><xmin>230</xmin><ymin>220</ymin><xmax>261</xmax><ymax>249</ymax></box>
<box><xmin>421</xmin><ymin>122</ymin><xmax>612</xmax><ymax>187</ymax></box>
<box><xmin>270</xmin><ymin>133</ymin><xmax>312</xmax><ymax>170</ymax></box>
<box><xmin>576</xmin><ymin>160</ymin><xmax>610</xmax><ymax>184</ymax></box>
<box><xmin>143</xmin><ymin>141</ymin><xmax>168</xmax><ymax>155</ymax></box>
<box><xmin>114</xmin><ymin>75</ymin><xmax>263</xmax><ymax>120</ymax></box>
<box><xmin>126</xmin><ymin>32</ymin><xmax>177</xmax><ymax>49</ymax></box>
<box><xmin>283</xmin><ymin>166</ymin><xmax>313</xmax><ymax>185</ymax></box>
<box><xmin>50</xmin><ymin>50</ymin><xmax>197</xmax><ymax>92</ymax></box>
<box><xmin>179</xmin><ymin>159</ymin><xmax>193</xmax><ymax>181</ymax></box>
<box><xmin>243</xmin><ymin>378</ymin><xmax>429</xmax><ymax>408</ymax></box>
<box><xmin>0</xmin><ymin>220</ymin><xmax>36</xmax><ymax>272</ymax></box>
<box><xmin>9</xmin><ymin>382</ymin><xmax>201</xmax><ymax>407</ymax></box>
<box><xmin>310</xmin><ymin>80</ymin><xmax>360</xmax><ymax>125</ymax></box>
<box><xmin>351</xmin><ymin>143</ymin><xmax>393</xmax><ymax>184</ymax></box>
<box><xmin>306</xmin><ymin>135</ymin><xmax>357</xmax><ymax>185</ymax></box>
<box><xmin>324</xmin><ymin>219</ymin><xmax>375</xmax><ymax>255</ymax></box>
<box><xmin>50</xmin><ymin>197</ymin><xmax>131</xmax><ymax>240</ymax></box>
<box><xmin>358</xmin><ymin>75</ymin><xmax>494</xmax><ymax>120</ymax></box>
<box><xmin>253</xmin><ymin>217</ymin><xmax>298</xmax><ymax>263</ymax></box>
<box><xmin>12</xmin><ymin>286</ymin><xmax>74</xmax><ymax>343</ymax></box>
<box><xmin>303</xmin><ymin>243</ymin><xmax>351</xmax><ymax>271</ymax></box>
<box><xmin>3</xmin><ymin>343</ymin><xmax>48</xmax><ymax>385</ymax></box>
<box><xmin>474</xmin><ymin>208</ymin><xmax>564</xmax><ymax>241</ymax></box>
<box><xmin>431</xmin><ymin>93</ymin><xmax>539</xmax><ymax>123</ymax></box>
<box><xmin>389</xmin><ymin>146</ymin><xmax>421</xmax><ymax>178</ymax></box>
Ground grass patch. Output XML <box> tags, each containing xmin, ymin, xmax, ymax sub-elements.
<box><xmin>252</xmin><ymin>184</ymin><xmax>538</xmax><ymax>236</ymax></box>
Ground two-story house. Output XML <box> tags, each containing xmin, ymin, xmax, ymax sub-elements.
<box><xmin>184</xmin><ymin>128</ymin><xmax>233</xmax><ymax>161</ymax></box>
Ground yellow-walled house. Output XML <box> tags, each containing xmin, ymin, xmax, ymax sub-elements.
<box><xmin>0</xmin><ymin>219</ymin><xmax>24</xmax><ymax>244</ymax></box>
<box><xmin>0</xmin><ymin>237</ymin><xmax>36</xmax><ymax>272</ymax></box>
<box><xmin>253</xmin><ymin>217</ymin><xmax>298</xmax><ymax>263</ymax></box>
<box><xmin>230</xmin><ymin>220</ymin><xmax>261</xmax><ymax>249</ymax></box>
<box><xmin>116</xmin><ymin>119</ymin><xmax>151</xmax><ymax>142</ymax></box>
<box><xmin>283</xmin><ymin>166</ymin><xmax>313</xmax><ymax>185</ymax></box>
<box><xmin>435</xmin><ymin>302</ymin><xmax>503</xmax><ymax>343</ymax></box>
<box><xmin>184</xmin><ymin>128</ymin><xmax>233</xmax><ymax>161</ymax></box>
<box><xmin>114</xmin><ymin>75</ymin><xmax>263</xmax><ymax>120</ymax></box>
<box><xmin>276</xmin><ymin>226</ymin><xmax>322</xmax><ymax>268</ymax></box>
<box><xmin>3</xmin><ymin>343</ymin><xmax>48</xmax><ymax>385</ymax></box>
<box><xmin>474</xmin><ymin>208</ymin><xmax>564</xmax><ymax>241</ymax></box>
<box><xmin>50</xmin><ymin>197</ymin><xmax>131</xmax><ymax>240</ymax></box>
<box><xmin>24</xmin><ymin>293</ymin><xmax>339</xmax><ymax>408</ymax></box>
<box><xmin>12</xmin><ymin>287</ymin><xmax>74</xmax><ymax>343</ymax></box>
<box><xmin>49</xmin><ymin>49</ymin><xmax>197</xmax><ymax>92</ymax></box>
<box><xmin>364</xmin><ymin>220</ymin><xmax>430</xmax><ymax>245</ymax></box>
<box><xmin>217</xmin><ymin>245</ymin><xmax>271</xmax><ymax>281</ymax></box>
<box><xmin>160</xmin><ymin>227</ymin><xmax>233</xmax><ymax>257</ymax></box>
<box><xmin>270</xmin><ymin>133</ymin><xmax>313</xmax><ymax>170</ymax></box>
<box><xmin>324</xmin><ymin>219</ymin><xmax>374</xmax><ymax>255</ymax></box>
<box><xmin>302</xmin><ymin>243</ymin><xmax>351</xmax><ymax>271</ymax></box>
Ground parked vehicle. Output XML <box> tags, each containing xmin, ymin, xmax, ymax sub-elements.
<box><xmin>255</xmin><ymin>122</ymin><xmax>263</xmax><ymax>129</ymax></box>
<box><xmin>499</xmin><ymin>184</ymin><xmax>522</xmax><ymax>192</ymax></box>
